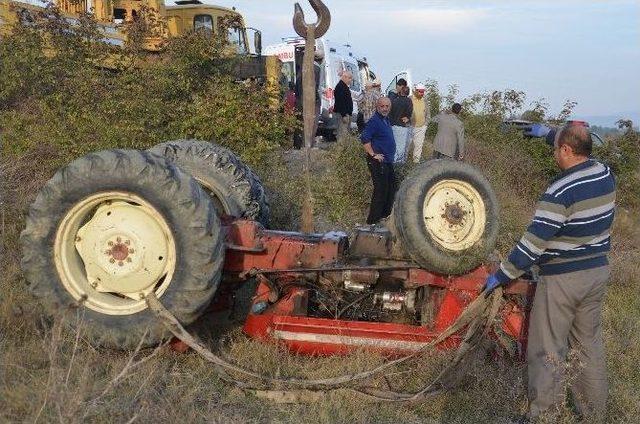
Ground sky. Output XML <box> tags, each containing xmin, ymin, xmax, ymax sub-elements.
<box><xmin>198</xmin><ymin>0</ymin><xmax>640</xmax><ymax>126</ymax></box>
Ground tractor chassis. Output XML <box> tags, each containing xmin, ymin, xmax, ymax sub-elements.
<box><xmin>173</xmin><ymin>219</ymin><xmax>535</xmax><ymax>360</ymax></box>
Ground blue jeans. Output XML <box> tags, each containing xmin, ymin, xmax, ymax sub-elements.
<box><xmin>392</xmin><ymin>126</ymin><xmax>410</xmax><ymax>163</ymax></box>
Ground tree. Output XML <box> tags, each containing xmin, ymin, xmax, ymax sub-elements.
<box><xmin>521</xmin><ymin>98</ymin><xmax>548</xmax><ymax>122</ymax></box>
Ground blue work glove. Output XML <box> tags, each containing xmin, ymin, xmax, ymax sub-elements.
<box><xmin>483</xmin><ymin>273</ymin><xmax>503</xmax><ymax>298</ymax></box>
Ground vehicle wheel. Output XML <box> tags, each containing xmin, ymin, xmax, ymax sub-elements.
<box><xmin>149</xmin><ymin>140</ymin><xmax>270</xmax><ymax>227</ymax></box>
<box><xmin>20</xmin><ymin>150</ymin><xmax>224</xmax><ymax>349</ymax></box>
<box><xmin>392</xmin><ymin>159</ymin><xmax>499</xmax><ymax>275</ymax></box>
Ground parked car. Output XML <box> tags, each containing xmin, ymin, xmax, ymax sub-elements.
<box><xmin>502</xmin><ymin>119</ymin><xmax>604</xmax><ymax>146</ymax></box>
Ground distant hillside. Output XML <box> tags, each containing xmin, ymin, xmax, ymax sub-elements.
<box><xmin>590</xmin><ymin>125</ymin><xmax>622</xmax><ymax>138</ymax></box>
<box><xmin>575</xmin><ymin>112</ymin><xmax>640</xmax><ymax>128</ymax></box>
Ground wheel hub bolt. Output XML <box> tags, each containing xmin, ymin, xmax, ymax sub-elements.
<box><xmin>443</xmin><ymin>203</ymin><xmax>466</xmax><ymax>225</ymax></box>
<box><xmin>104</xmin><ymin>237</ymin><xmax>135</xmax><ymax>266</ymax></box>
<box><xmin>109</xmin><ymin>242</ymin><xmax>130</xmax><ymax>261</ymax></box>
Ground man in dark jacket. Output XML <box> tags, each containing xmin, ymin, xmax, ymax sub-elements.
<box><xmin>333</xmin><ymin>71</ymin><xmax>353</xmax><ymax>142</ymax></box>
<box><xmin>388</xmin><ymin>78</ymin><xmax>408</xmax><ymax>101</ymax></box>
<box><xmin>388</xmin><ymin>85</ymin><xmax>413</xmax><ymax>163</ymax></box>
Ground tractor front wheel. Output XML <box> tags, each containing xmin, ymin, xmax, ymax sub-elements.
<box><xmin>392</xmin><ymin>159</ymin><xmax>500</xmax><ymax>275</ymax></box>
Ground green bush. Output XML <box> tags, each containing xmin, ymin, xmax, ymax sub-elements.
<box><xmin>313</xmin><ymin>138</ymin><xmax>372</xmax><ymax>226</ymax></box>
<box><xmin>0</xmin><ymin>4</ymin><xmax>293</xmax><ymax>168</ymax></box>
<box><xmin>596</xmin><ymin>129</ymin><xmax>640</xmax><ymax>208</ymax></box>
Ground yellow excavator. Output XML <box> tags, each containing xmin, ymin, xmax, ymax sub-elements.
<box><xmin>0</xmin><ymin>0</ymin><xmax>280</xmax><ymax>82</ymax></box>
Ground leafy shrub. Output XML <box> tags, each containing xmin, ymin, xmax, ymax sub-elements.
<box><xmin>596</xmin><ymin>129</ymin><xmax>640</xmax><ymax>208</ymax></box>
<box><xmin>0</xmin><ymin>3</ymin><xmax>293</xmax><ymax>168</ymax></box>
<box><xmin>312</xmin><ymin>138</ymin><xmax>371</xmax><ymax>226</ymax></box>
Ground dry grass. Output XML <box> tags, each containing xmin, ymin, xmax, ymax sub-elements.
<box><xmin>1</xmin><ymin>138</ymin><xmax>639</xmax><ymax>423</ymax></box>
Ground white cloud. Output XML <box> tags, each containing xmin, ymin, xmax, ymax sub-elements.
<box><xmin>362</xmin><ymin>7</ymin><xmax>490</xmax><ymax>33</ymax></box>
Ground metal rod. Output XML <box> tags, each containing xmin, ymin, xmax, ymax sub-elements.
<box><xmin>243</xmin><ymin>265</ymin><xmax>417</xmax><ymax>277</ymax></box>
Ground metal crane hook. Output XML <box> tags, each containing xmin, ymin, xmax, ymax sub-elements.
<box><xmin>293</xmin><ymin>0</ymin><xmax>331</xmax><ymax>39</ymax></box>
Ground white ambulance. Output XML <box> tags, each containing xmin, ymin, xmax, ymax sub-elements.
<box><xmin>264</xmin><ymin>37</ymin><xmax>378</xmax><ymax>140</ymax></box>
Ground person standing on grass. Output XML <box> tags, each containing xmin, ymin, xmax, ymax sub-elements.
<box><xmin>361</xmin><ymin>97</ymin><xmax>396</xmax><ymax>225</ymax></box>
<box><xmin>409</xmin><ymin>83</ymin><xmax>430</xmax><ymax>163</ymax></box>
<box><xmin>484</xmin><ymin>125</ymin><xmax>616</xmax><ymax>422</ymax></box>
<box><xmin>388</xmin><ymin>85</ymin><xmax>413</xmax><ymax>163</ymax></box>
<box><xmin>432</xmin><ymin>102</ymin><xmax>465</xmax><ymax>160</ymax></box>
<box><xmin>334</xmin><ymin>70</ymin><xmax>353</xmax><ymax>142</ymax></box>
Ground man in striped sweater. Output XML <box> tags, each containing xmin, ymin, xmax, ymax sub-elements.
<box><xmin>485</xmin><ymin>124</ymin><xmax>615</xmax><ymax>421</ymax></box>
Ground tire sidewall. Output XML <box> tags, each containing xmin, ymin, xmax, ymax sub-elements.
<box><xmin>394</xmin><ymin>160</ymin><xmax>500</xmax><ymax>275</ymax></box>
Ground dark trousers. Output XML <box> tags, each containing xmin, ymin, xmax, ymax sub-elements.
<box><xmin>366</xmin><ymin>156</ymin><xmax>396</xmax><ymax>224</ymax></box>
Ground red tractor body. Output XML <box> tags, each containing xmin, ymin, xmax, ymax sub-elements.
<box><xmin>195</xmin><ymin>219</ymin><xmax>535</xmax><ymax>359</ymax></box>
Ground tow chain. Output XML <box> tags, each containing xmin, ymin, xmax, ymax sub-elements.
<box><xmin>146</xmin><ymin>287</ymin><xmax>504</xmax><ymax>402</ymax></box>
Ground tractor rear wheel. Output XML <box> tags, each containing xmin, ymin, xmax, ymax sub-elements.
<box><xmin>149</xmin><ymin>140</ymin><xmax>270</xmax><ymax>226</ymax></box>
<box><xmin>20</xmin><ymin>149</ymin><xmax>223</xmax><ymax>349</ymax></box>
<box><xmin>392</xmin><ymin>159</ymin><xmax>499</xmax><ymax>275</ymax></box>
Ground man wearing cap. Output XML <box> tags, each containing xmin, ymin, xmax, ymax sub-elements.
<box><xmin>432</xmin><ymin>103</ymin><xmax>465</xmax><ymax>160</ymax></box>
<box><xmin>388</xmin><ymin>78</ymin><xmax>408</xmax><ymax>101</ymax></box>
<box><xmin>409</xmin><ymin>83</ymin><xmax>431</xmax><ymax>163</ymax></box>
<box><xmin>484</xmin><ymin>125</ymin><xmax>616</xmax><ymax>422</ymax></box>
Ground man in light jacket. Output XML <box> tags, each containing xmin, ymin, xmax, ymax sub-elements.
<box><xmin>409</xmin><ymin>83</ymin><xmax>430</xmax><ymax>163</ymax></box>
<box><xmin>432</xmin><ymin>103</ymin><xmax>465</xmax><ymax>160</ymax></box>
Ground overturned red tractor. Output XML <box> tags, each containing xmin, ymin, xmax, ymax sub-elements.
<box><xmin>21</xmin><ymin>140</ymin><xmax>533</xmax><ymax>358</ymax></box>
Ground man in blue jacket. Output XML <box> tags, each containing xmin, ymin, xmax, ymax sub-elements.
<box><xmin>361</xmin><ymin>97</ymin><xmax>396</xmax><ymax>224</ymax></box>
<box><xmin>485</xmin><ymin>124</ymin><xmax>615</xmax><ymax>421</ymax></box>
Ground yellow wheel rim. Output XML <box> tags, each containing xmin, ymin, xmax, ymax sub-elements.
<box><xmin>54</xmin><ymin>191</ymin><xmax>177</xmax><ymax>315</ymax></box>
<box><xmin>422</xmin><ymin>180</ymin><xmax>486</xmax><ymax>251</ymax></box>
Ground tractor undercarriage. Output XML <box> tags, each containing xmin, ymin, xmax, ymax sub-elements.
<box><xmin>177</xmin><ymin>219</ymin><xmax>536</xmax><ymax>360</ymax></box>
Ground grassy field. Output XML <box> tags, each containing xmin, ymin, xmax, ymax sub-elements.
<box><xmin>1</xmin><ymin>11</ymin><xmax>639</xmax><ymax>421</ymax></box>
<box><xmin>1</xmin><ymin>132</ymin><xmax>638</xmax><ymax>423</ymax></box>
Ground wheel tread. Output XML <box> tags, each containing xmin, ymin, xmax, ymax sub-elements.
<box><xmin>149</xmin><ymin>140</ymin><xmax>270</xmax><ymax>226</ymax></box>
